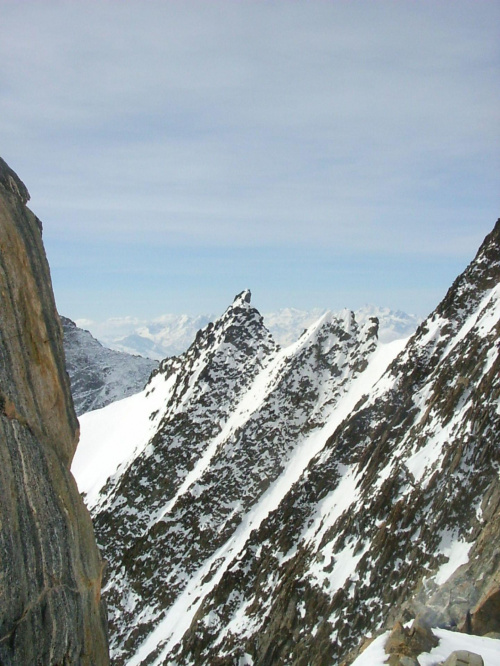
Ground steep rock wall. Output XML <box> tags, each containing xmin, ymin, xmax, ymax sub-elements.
<box><xmin>0</xmin><ymin>157</ymin><xmax>109</xmax><ymax>664</ymax></box>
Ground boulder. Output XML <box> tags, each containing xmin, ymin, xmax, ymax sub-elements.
<box><xmin>385</xmin><ymin>618</ymin><xmax>438</xmax><ymax>661</ymax></box>
<box><xmin>442</xmin><ymin>650</ymin><xmax>484</xmax><ymax>666</ymax></box>
<box><xmin>469</xmin><ymin>586</ymin><xmax>500</xmax><ymax>636</ymax></box>
<box><xmin>386</xmin><ymin>655</ymin><xmax>421</xmax><ymax>665</ymax></box>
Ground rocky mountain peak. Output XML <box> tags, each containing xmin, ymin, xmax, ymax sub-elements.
<box><xmin>73</xmin><ymin>293</ymin><xmax>406</xmax><ymax>664</ymax></box>
<box><xmin>71</xmin><ymin>219</ymin><xmax>500</xmax><ymax>666</ymax></box>
<box><xmin>0</xmin><ymin>156</ymin><xmax>30</xmax><ymax>205</ymax></box>
<box><xmin>232</xmin><ymin>288</ymin><xmax>252</xmax><ymax>306</ymax></box>
<box><xmin>160</xmin><ymin>287</ymin><xmax>276</xmax><ymax>378</ymax></box>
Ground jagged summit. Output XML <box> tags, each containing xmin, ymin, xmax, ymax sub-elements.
<box><xmin>232</xmin><ymin>288</ymin><xmax>252</xmax><ymax>306</ymax></box>
<box><xmin>73</xmin><ymin>294</ymin><xmax>402</xmax><ymax>664</ymax></box>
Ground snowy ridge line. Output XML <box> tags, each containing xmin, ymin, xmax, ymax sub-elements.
<box><xmin>74</xmin><ymin>292</ymin><xmax>271</xmax><ymax>511</ymax></box>
<box><xmin>440</xmin><ymin>283</ymin><xmax>500</xmax><ymax>361</ymax></box>
<box><xmin>130</xmin><ymin>310</ymin><xmax>337</xmax><ymax>530</ymax></box>
<box><xmin>395</xmin><ymin>285</ymin><xmax>500</xmax><ymax>490</ymax></box>
<box><xmin>357</xmin><ymin>286</ymin><xmax>499</xmax><ymax>493</ymax></box>
<box><xmin>145</xmin><ymin>348</ymin><xmax>284</xmax><ymax>529</ymax></box>
<box><xmin>126</xmin><ymin>339</ymin><xmax>406</xmax><ymax>665</ymax></box>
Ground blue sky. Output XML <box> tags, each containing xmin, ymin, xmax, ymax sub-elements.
<box><xmin>1</xmin><ymin>0</ymin><xmax>499</xmax><ymax>321</ymax></box>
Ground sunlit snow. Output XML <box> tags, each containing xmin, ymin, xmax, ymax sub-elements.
<box><xmin>434</xmin><ymin>531</ymin><xmax>472</xmax><ymax>585</ymax></box>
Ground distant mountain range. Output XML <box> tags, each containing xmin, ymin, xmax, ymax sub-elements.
<box><xmin>77</xmin><ymin>305</ymin><xmax>420</xmax><ymax>361</ymax></box>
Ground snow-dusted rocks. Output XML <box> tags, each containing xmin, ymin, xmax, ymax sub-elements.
<box><xmin>72</xmin><ymin>221</ymin><xmax>500</xmax><ymax>666</ymax></box>
<box><xmin>61</xmin><ymin>316</ymin><xmax>157</xmax><ymax>415</ymax></box>
<box><xmin>173</xmin><ymin>222</ymin><xmax>500</xmax><ymax>665</ymax></box>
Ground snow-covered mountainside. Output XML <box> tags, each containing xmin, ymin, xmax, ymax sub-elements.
<box><xmin>80</xmin><ymin>305</ymin><xmax>419</xmax><ymax>360</ymax></box>
<box><xmin>62</xmin><ymin>316</ymin><xmax>157</xmax><ymax>415</ymax></box>
<box><xmin>72</xmin><ymin>220</ymin><xmax>500</xmax><ymax>666</ymax></box>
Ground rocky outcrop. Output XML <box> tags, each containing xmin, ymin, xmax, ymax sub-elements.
<box><xmin>0</xmin><ymin>157</ymin><xmax>109</xmax><ymax>664</ymax></box>
<box><xmin>61</xmin><ymin>316</ymin><xmax>157</xmax><ymax>416</ymax></box>
<box><xmin>384</xmin><ymin>619</ymin><xmax>438</xmax><ymax>664</ymax></box>
<box><xmin>442</xmin><ymin>652</ymin><xmax>484</xmax><ymax>666</ymax></box>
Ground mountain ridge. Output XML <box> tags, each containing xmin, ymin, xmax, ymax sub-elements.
<box><xmin>72</xmin><ymin>220</ymin><xmax>499</xmax><ymax>665</ymax></box>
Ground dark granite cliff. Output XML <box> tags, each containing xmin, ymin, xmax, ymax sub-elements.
<box><xmin>0</xmin><ymin>157</ymin><xmax>109</xmax><ymax>664</ymax></box>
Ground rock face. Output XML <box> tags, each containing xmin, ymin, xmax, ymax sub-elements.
<box><xmin>0</xmin><ymin>157</ymin><xmax>109</xmax><ymax>664</ymax></box>
<box><xmin>61</xmin><ymin>316</ymin><xmax>157</xmax><ymax>416</ymax></box>
<box><xmin>384</xmin><ymin>619</ymin><xmax>438</xmax><ymax>664</ymax></box>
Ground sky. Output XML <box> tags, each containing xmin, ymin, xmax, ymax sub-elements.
<box><xmin>1</xmin><ymin>0</ymin><xmax>499</xmax><ymax>322</ymax></box>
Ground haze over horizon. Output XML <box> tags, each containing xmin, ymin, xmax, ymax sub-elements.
<box><xmin>1</xmin><ymin>1</ymin><xmax>499</xmax><ymax>321</ymax></box>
